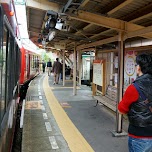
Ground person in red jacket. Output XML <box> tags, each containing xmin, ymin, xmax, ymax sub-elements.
<box><xmin>118</xmin><ymin>53</ymin><xmax>152</xmax><ymax>152</ymax></box>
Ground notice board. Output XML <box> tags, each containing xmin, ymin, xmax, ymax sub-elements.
<box><xmin>92</xmin><ymin>60</ymin><xmax>105</xmax><ymax>95</ymax></box>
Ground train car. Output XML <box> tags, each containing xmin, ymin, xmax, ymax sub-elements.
<box><xmin>20</xmin><ymin>48</ymin><xmax>40</xmax><ymax>85</ymax></box>
<box><xmin>19</xmin><ymin>46</ymin><xmax>40</xmax><ymax>100</ymax></box>
<box><xmin>0</xmin><ymin>1</ymin><xmax>40</xmax><ymax>151</ymax></box>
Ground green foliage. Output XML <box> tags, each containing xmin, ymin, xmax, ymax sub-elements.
<box><xmin>43</xmin><ymin>53</ymin><xmax>49</xmax><ymax>62</ymax></box>
<box><xmin>41</xmin><ymin>52</ymin><xmax>51</xmax><ymax>62</ymax></box>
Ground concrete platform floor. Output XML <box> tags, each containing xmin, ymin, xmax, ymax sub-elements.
<box><xmin>22</xmin><ymin>73</ymin><xmax>129</xmax><ymax>152</ymax></box>
<box><xmin>48</xmin><ymin>74</ymin><xmax>128</xmax><ymax>152</ymax></box>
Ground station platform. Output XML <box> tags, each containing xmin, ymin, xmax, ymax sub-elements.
<box><xmin>22</xmin><ymin>73</ymin><xmax>128</xmax><ymax>152</ymax></box>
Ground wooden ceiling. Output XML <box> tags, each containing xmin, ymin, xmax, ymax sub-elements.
<box><xmin>26</xmin><ymin>0</ymin><xmax>152</xmax><ymax>51</ymax></box>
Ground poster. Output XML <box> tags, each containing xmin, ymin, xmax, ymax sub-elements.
<box><xmin>124</xmin><ymin>51</ymin><xmax>136</xmax><ymax>86</ymax></box>
<box><xmin>93</xmin><ymin>60</ymin><xmax>103</xmax><ymax>86</ymax></box>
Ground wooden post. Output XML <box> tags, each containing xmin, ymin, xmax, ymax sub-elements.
<box><xmin>116</xmin><ymin>31</ymin><xmax>125</xmax><ymax>133</ymax></box>
<box><xmin>73</xmin><ymin>43</ymin><xmax>77</xmax><ymax>95</ymax></box>
<box><xmin>63</xmin><ymin>50</ymin><xmax>65</xmax><ymax>86</ymax></box>
<box><xmin>92</xmin><ymin>83</ymin><xmax>96</xmax><ymax>96</ymax></box>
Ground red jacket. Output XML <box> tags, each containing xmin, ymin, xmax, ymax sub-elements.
<box><xmin>118</xmin><ymin>84</ymin><xmax>139</xmax><ymax>114</ymax></box>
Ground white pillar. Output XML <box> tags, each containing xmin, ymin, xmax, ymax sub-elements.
<box><xmin>63</xmin><ymin>50</ymin><xmax>65</xmax><ymax>86</ymax></box>
<box><xmin>110</xmin><ymin>52</ymin><xmax>114</xmax><ymax>85</ymax></box>
<box><xmin>73</xmin><ymin>44</ymin><xmax>77</xmax><ymax>95</ymax></box>
<box><xmin>78</xmin><ymin>50</ymin><xmax>82</xmax><ymax>86</ymax></box>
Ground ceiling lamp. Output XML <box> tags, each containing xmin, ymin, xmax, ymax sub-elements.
<box><xmin>45</xmin><ymin>16</ymin><xmax>57</xmax><ymax>30</ymax></box>
<box><xmin>49</xmin><ymin>17</ymin><xmax>57</xmax><ymax>29</ymax></box>
<box><xmin>48</xmin><ymin>31</ymin><xmax>56</xmax><ymax>41</ymax></box>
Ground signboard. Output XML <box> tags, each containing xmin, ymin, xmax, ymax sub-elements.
<box><xmin>93</xmin><ymin>60</ymin><xmax>103</xmax><ymax>86</ymax></box>
<box><xmin>54</xmin><ymin>42</ymin><xmax>66</xmax><ymax>49</ymax></box>
<box><xmin>124</xmin><ymin>51</ymin><xmax>136</xmax><ymax>86</ymax></box>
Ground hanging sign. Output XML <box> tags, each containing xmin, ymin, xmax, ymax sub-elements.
<box><xmin>54</xmin><ymin>43</ymin><xmax>66</xmax><ymax>49</ymax></box>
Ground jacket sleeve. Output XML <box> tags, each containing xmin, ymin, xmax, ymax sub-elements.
<box><xmin>118</xmin><ymin>84</ymin><xmax>139</xmax><ymax>114</ymax></box>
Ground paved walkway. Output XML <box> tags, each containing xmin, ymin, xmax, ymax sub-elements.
<box><xmin>48</xmin><ymin>74</ymin><xmax>129</xmax><ymax>152</ymax></box>
<box><xmin>22</xmin><ymin>73</ymin><xmax>129</xmax><ymax>152</ymax></box>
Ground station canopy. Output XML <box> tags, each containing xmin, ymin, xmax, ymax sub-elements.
<box><xmin>19</xmin><ymin>0</ymin><xmax>152</xmax><ymax>52</ymax></box>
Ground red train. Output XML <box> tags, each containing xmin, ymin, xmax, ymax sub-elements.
<box><xmin>0</xmin><ymin>1</ymin><xmax>40</xmax><ymax>151</ymax></box>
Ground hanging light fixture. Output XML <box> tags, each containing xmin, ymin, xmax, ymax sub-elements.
<box><xmin>49</xmin><ymin>17</ymin><xmax>57</xmax><ymax>29</ymax></box>
<box><xmin>45</xmin><ymin>16</ymin><xmax>57</xmax><ymax>30</ymax></box>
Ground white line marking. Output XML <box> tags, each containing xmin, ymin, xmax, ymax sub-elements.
<box><xmin>38</xmin><ymin>92</ymin><xmax>41</xmax><ymax>95</ymax></box>
<box><xmin>28</xmin><ymin>80</ymin><xmax>33</xmax><ymax>86</ymax></box>
<box><xmin>49</xmin><ymin>136</ymin><xmax>59</xmax><ymax>149</ymax></box>
<box><xmin>43</xmin><ymin>113</ymin><xmax>48</xmax><ymax>119</ymax></box>
<box><xmin>39</xmin><ymin>96</ymin><xmax>42</xmax><ymax>99</ymax></box>
<box><xmin>41</xmin><ymin>105</ymin><xmax>45</xmax><ymax>111</ymax></box>
<box><xmin>38</xmin><ymin>89</ymin><xmax>40</xmax><ymax>92</ymax></box>
<box><xmin>40</xmin><ymin>100</ymin><xmax>43</xmax><ymax>105</ymax></box>
<box><xmin>45</xmin><ymin>122</ymin><xmax>52</xmax><ymax>131</ymax></box>
<box><xmin>20</xmin><ymin>99</ymin><xmax>25</xmax><ymax>128</ymax></box>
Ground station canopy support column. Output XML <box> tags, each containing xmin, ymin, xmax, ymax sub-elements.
<box><xmin>63</xmin><ymin>49</ymin><xmax>65</xmax><ymax>86</ymax></box>
<box><xmin>73</xmin><ymin>43</ymin><xmax>77</xmax><ymax>95</ymax></box>
<box><xmin>112</xmin><ymin>31</ymin><xmax>127</xmax><ymax>137</ymax></box>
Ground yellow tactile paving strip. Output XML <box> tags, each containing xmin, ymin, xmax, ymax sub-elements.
<box><xmin>43</xmin><ymin>76</ymin><xmax>94</xmax><ymax>152</ymax></box>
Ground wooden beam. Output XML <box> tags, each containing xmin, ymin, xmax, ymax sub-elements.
<box><xmin>75</xmin><ymin>24</ymin><xmax>93</xmax><ymax>35</ymax></box>
<box><xmin>69</xmin><ymin>10</ymin><xmax>128</xmax><ymax>31</ymax></box>
<box><xmin>125</xmin><ymin>45</ymin><xmax>152</xmax><ymax>51</ymax></box>
<box><xmin>77</xmin><ymin>24</ymin><xmax>152</xmax><ymax>50</ymax></box>
<box><xmin>123</xmin><ymin>2</ymin><xmax>152</xmax><ymax>22</ymax></box>
<box><xmin>126</xmin><ymin>25</ymin><xmax>152</xmax><ymax>39</ymax></box>
<box><xmin>77</xmin><ymin>25</ymin><xmax>152</xmax><ymax>50</ymax></box>
<box><xmin>90</xmin><ymin>12</ymin><xmax>152</xmax><ymax>39</ymax></box>
<box><xmin>63</xmin><ymin>0</ymin><xmax>73</xmax><ymax>12</ymax></box>
<box><xmin>77</xmin><ymin>36</ymin><xmax>119</xmax><ymax>50</ymax></box>
<box><xmin>108</xmin><ymin>0</ymin><xmax>133</xmax><ymax>15</ymax></box>
<box><xmin>69</xmin><ymin>10</ymin><xmax>152</xmax><ymax>39</ymax></box>
<box><xmin>90</xmin><ymin>29</ymin><xmax>114</xmax><ymax>39</ymax></box>
<box><xmin>95</xmin><ymin>45</ymin><xmax>152</xmax><ymax>53</ymax></box>
<box><xmin>130</xmin><ymin>12</ymin><xmax>152</xmax><ymax>23</ymax></box>
<box><xmin>73</xmin><ymin>1</ymin><xmax>151</xmax><ymax>40</ymax></box>
<box><xmin>26</xmin><ymin>0</ymin><xmax>59</xmax><ymax>11</ymax></box>
<box><xmin>79</xmin><ymin>0</ymin><xmax>90</xmax><ymax>8</ymax></box>
<box><xmin>81</xmin><ymin>47</ymin><xmax>95</xmax><ymax>52</ymax></box>
<box><xmin>100</xmin><ymin>0</ymin><xmax>125</xmax><ymax>14</ymax></box>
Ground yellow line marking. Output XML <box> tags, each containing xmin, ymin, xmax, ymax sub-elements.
<box><xmin>43</xmin><ymin>76</ymin><xmax>94</xmax><ymax>152</ymax></box>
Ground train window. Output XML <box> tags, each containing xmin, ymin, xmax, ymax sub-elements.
<box><xmin>0</xmin><ymin>26</ymin><xmax>8</xmax><ymax>121</ymax></box>
<box><xmin>7</xmin><ymin>35</ymin><xmax>15</xmax><ymax>102</ymax></box>
<box><xmin>0</xmin><ymin>6</ymin><xmax>3</xmax><ymax>123</ymax></box>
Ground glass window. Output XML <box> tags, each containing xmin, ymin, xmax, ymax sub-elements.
<box><xmin>0</xmin><ymin>26</ymin><xmax>8</xmax><ymax>121</ymax></box>
<box><xmin>0</xmin><ymin>6</ymin><xmax>3</xmax><ymax>123</ymax></box>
